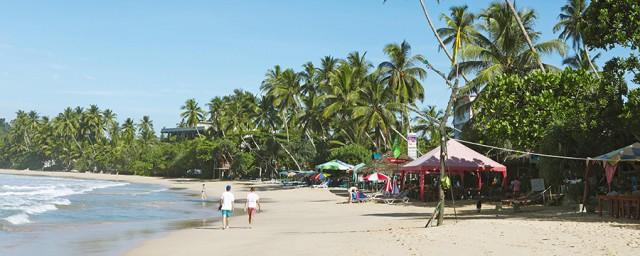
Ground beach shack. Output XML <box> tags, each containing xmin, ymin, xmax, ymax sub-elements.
<box><xmin>400</xmin><ymin>139</ymin><xmax>507</xmax><ymax>201</ymax></box>
<box><xmin>583</xmin><ymin>142</ymin><xmax>640</xmax><ymax>219</ymax></box>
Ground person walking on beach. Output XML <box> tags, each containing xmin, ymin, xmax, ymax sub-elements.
<box><xmin>201</xmin><ymin>184</ymin><xmax>207</xmax><ymax>201</ymax></box>
<box><xmin>245</xmin><ymin>187</ymin><xmax>261</xmax><ymax>225</ymax></box>
<box><xmin>219</xmin><ymin>185</ymin><xmax>235</xmax><ymax>230</ymax></box>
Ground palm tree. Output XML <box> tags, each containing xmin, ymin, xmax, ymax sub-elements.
<box><xmin>437</xmin><ymin>5</ymin><xmax>477</xmax><ymax>65</ymax></box>
<box><xmin>121</xmin><ymin>118</ymin><xmax>136</xmax><ymax>144</ymax></box>
<box><xmin>317</xmin><ymin>56</ymin><xmax>340</xmax><ymax>91</ymax></box>
<box><xmin>413</xmin><ymin>105</ymin><xmax>443</xmax><ymax>147</ymax></box>
<box><xmin>82</xmin><ymin>105</ymin><xmax>104</xmax><ymax>145</ymax></box>
<box><xmin>563</xmin><ymin>49</ymin><xmax>600</xmax><ymax>70</ymax></box>
<box><xmin>102</xmin><ymin>109</ymin><xmax>118</xmax><ymax>140</ymax></box>
<box><xmin>180</xmin><ymin>99</ymin><xmax>204</xmax><ymax>128</ymax></box>
<box><xmin>138</xmin><ymin>115</ymin><xmax>155</xmax><ymax>143</ymax></box>
<box><xmin>457</xmin><ymin>2</ymin><xmax>566</xmax><ymax>86</ymax></box>
<box><xmin>554</xmin><ymin>0</ymin><xmax>599</xmax><ymax>76</ymax></box>
<box><xmin>300</xmin><ymin>62</ymin><xmax>318</xmax><ymax>96</ymax></box>
<box><xmin>206</xmin><ymin>96</ymin><xmax>226</xmax><ymax>137</ymax></box>
<box><xmin>378</xmin><ymin>41</ymin><xmax>426</xmax><ymax>133</ymax></box>
<box><xmin>352</xmin><ymin>72</ymin><xmax>401</xmax><ymax>150</ymax></box>
<box><xmin>504</xmin><ymin>0</ymin><xmax>546</xmax><ymax>72</ymax></box>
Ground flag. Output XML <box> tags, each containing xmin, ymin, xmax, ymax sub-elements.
<box><xmin>451</xmin><ymin>27</ymin><xmax>462</xmax><ymax>65</ymax></box>
<box><xmin>392</xmin><ymin>137</ymin><xmax>401</xmax><ymax>158</ymax></box>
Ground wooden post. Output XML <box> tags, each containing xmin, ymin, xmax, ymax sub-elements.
<box><xmin>582</xmin><ymin>159</ymin><xmax>591</xmax><ymax>212</ymax></box>
<box><xmin>420</xmin><ymin>171</ymin><xmax>425</xmax><ymax>202</ymax></box>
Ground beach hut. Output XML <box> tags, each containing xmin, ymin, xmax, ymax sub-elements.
<box><xmin>582</xmin><ymin>143</ymin><xmax>640</xmax><ymax>210</ymax></box>
<box><xmin>400</xmin><ymin>139</ymin><xmax>507</xmax><ymax>201</ymax></box>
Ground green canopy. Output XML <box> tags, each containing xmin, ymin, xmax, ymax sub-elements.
<box><xmin>315</xmin><ymin>160</ymin><xmax>354</xmax><ymax>171</ymax></box>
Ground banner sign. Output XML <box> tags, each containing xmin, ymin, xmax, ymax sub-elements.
<box><xmin>407</xmin><ymin>132</ymin><xmax>418</xmax><ymax>160</ymax></box>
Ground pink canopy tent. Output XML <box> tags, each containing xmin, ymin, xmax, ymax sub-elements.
<box><xmin>399</xmin><ymin>139</ymin><xmax>507</xmax><ymax>201</ymax></box>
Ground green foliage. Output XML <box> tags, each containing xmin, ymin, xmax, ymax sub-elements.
<box><xmin>465</xmin><ymin>68</ymin><xmax>634</xmax><ymax>185</ymax></box>
<box><xmin>231</xmin><ymin>152</ymin><xmax>255</xmax><ymax>178</ymax></box>
<box><xmin>581</xmin><ymin>0</ymin><xmax>640</xmax><ymax>50</ymax></box>
<box><xmin>329</xmin><ymin>144</ymin><xmax>371</xmax><ymax>165</ymax></box>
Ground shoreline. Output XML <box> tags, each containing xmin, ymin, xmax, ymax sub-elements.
<box><xmin>2</xmin><ymin>169</ymin><xmax>639</xmax><ymax>255</ymax></box>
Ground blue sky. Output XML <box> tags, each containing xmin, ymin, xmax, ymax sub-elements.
<box><xmin>0</xmin><ymin>0</ymin><xmax>633</xmax><ymax>131</ymax></box>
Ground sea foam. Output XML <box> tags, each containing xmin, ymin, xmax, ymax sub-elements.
<box><xmin>0</xmin><ymin>174</ymin><xmax>128</xmax><ymax>225</ymax></box>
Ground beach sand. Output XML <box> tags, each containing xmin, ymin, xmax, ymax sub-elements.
<box><xmin>2</xmin><ymin>169</ymin><xmax>639</xmax><ymax>256</ymax></box>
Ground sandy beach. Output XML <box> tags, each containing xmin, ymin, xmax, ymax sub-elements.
<box><xmin>1</xmin><ymin>169</ymin><xmax>639</xmax><ymax>256</ymax></box>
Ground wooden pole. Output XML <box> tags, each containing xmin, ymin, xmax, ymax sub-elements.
<box><xmin>582</xmin><ymin>159</ymin><xmax>591</xmax><ymax>212</ymax></box>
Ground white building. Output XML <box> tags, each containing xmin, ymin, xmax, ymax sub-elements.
<box><xmin>452</xmin><ymin>95</ymin><xmax>476</xmax><ymax>138</ymax></box>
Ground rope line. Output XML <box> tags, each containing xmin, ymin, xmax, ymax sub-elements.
<box><xmin>454</xmin><ymin>138</ymin><xmax>639</xmax><ymax>162</ymax></box>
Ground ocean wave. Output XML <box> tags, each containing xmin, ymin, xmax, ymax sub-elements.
<box><xmin>0</xmin><ymin>178</ymin><xmax>129</xmax><ymax>225</ymax></box>
<box><xmin>131</xmin><ymin>188</ymin><xmax>168</xmax><ymax>196</ymax></box>
<box><xmin>4</xmin><ymin>213</ymin><xmax>30</xmax><ymax>225</ymax></box>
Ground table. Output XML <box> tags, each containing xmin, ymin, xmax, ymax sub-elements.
<box><xmin>597</xmin><ymin>195</ymin><xmax>640</xmax><ymax>219</ymax></box>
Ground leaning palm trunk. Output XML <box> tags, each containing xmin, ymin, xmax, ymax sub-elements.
<box><xmin>583</xmin><ymin>48</ymin><xmax>600</xmax><ymax>78</ymax></box>
<box><xmin>274</xmin><ymin>137</ymin><xmax>302</xmax><ymax>172</ymax></box>
<box><xmin>505</xmin><ymin>0</ymin><xmax>545</xmax><ymax>72</ymax></box>
<box><xmin>417</xmin><ymin>0</ymin><xmax>459</xmax><ymax>226</ymax></box>
<box><xmin>417</xmin><ymin>0</ymin><xmax>471</xmax><ymax>83</ymax></box>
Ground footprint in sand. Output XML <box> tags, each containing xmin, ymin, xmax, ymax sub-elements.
<box><xmin>628</xmin><ymin>242</ymin><xmax>639</xmax><ymax>248</ymax></box>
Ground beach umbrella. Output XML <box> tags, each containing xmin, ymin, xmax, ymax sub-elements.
<box><xmin>315</xmin><ymin>160</ymin><xmax>354</xmax><ymax>171</ymax></box>
<box><xmin>365</xmin><ymin>172</ymin><xmax>390</xmax><ymax>182</ymax></box>
<box><xmin>383</xmin><ymin>179</ymin><xmax>393</xmax><ymax>193</ymax></box>
<box><xmin>352</xmin><ymin>163</ymin><xmax>365</xmax><ymax>181</ymax></box>
<box><xmin>313</xmin><ymin>173</ymin><xmax>331</xmax><ymax>181</ymax></box>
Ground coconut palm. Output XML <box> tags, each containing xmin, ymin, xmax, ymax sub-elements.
<box><xmin>352</xmin><ymin>72</ymin><xmax>401</xmax><ymax>150</ymax></box>
<box><xmin>120</xmin><ymin>118</ymin><xmax>136</xmax><ymax>143</ymax></box>
<box><xmin>554</xmin><ymin>0</ymin><xmax>599</xmax><ymax>75</ymax></box>
<box><xmin>437</xmin><ymin>5</ymin><xmax>477</xmax><ymax>64</ymax></box>
<box><xmin>206</xmin><ymin>96</ymin><xmax>226</xmax><ymax>137</ymax></box>
<box><xmin>300</xmin><ymin>62</ymin><xmax>318</xmax><ymax>96</ymax></box>
<box><xmin>102</xmin><ymin>109</ymin><xmax>118</xmax><ymax>139</ymax></box>
<box><xmin>138</xmin><ymin>115</ymin><xmax>155</xmax><ymax>143</ymax></box>
<box><xmin>180</xmin><ymin>98</ymin><xmax>204</xmax><ymax>128</ymax></box>
<box><xmin>317</xmin><ymin>56</ymin><xmax>340</xmax><ymax>91</ymax></box>
<box><xmin>83</xmin><ymin>105</ymin><xmax>104</xmax><ymax>144</ymax></box>
<box><xmin>457</xmin><ymin>2</ymin><xmax>566</xmax><ymax>86</ymax></box>
<box><xmin>563</xmin><ymin>49</ymin><xmax>600</xmax><ymax>70</ymax></box>
<box><xmin>413</xmin><ymin>105</ymin><xmax>444</xmax><ymax>147</ymax></box>
<box><xmin>378</xmin><ymin>41</ymin><xmax>426</xmax><ymax>133</ymax></box>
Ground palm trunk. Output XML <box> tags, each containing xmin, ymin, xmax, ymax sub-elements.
<box><xmin>437</xmin><ymin>84</ymin><xmax>458</xmax><ymax>226</ymax></box>
<box><xmin>417</xmin><ymin>0</ymin><xmax>471</xmax><ymax>83</ymax></box>
<box><xmin>505</xmin><ymin>0</ymin><xmax>545</xmax><ymax>72</ymax></box>
<box><xmin>275</xmin><ymin>139</ymin><xmax>302</xmax><ymax>172</ymax></box>
<box><xmin>583</xmin><ymin>47</ymin><xmax>600</xmax><ymax>78</ymax></box>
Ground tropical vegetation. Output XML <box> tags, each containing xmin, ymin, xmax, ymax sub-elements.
<box><xmin>1</xmin><ymin>0</ymin><xmax>638</xmax><ymax>185</ymax></box>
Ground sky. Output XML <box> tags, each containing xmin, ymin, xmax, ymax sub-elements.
<box><xmin>0</xmin><ymin>0</ymin><xmax>634</xmax><ymax>131</ymax></box>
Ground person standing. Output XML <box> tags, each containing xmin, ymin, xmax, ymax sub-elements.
<box><xmin>219</xmin><ymin>185</ymin><xmax>235</xmax><ymax>230</ymax></box>
<box><xmin>245</xmin><ymin>187</ymin><xmax>261</xmax><ymax>224</ymax></box>
<box><xmin>201</xmin><ymin>184</ymin><xmax>207</xmax><ymax>201</ymax></box>
<box><xmin>510</xmin><ymin>178</ymin><xmax>521</xmax><ymax>198</ymax></box>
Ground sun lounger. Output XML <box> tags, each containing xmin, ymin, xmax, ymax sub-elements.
<box><xmin>501</xmin><ymin>186</ymin><xmax>552</xmax><ymax>210</ymax></box>
<box><xmin>376</xmin><ymin>190</ymin><xmax>410</xmax><ymax>205</ymax></box>
<box><xmin>312</xmin><ymin>181</ymin><xmax>329</xmax><ymax>189</ymax></box>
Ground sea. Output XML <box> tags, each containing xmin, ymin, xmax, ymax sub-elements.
<box><xmin>0</xmin><ymin>174</ymin><xmax>217</xmax><ymax>255</ymax></box>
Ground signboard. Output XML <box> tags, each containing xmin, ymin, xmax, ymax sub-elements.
<box><xmin>530</xmin><ymin>178</ymin><xmax>545</xmax><ymax>192</ymax></box>
<box><xmin>407</xmin><ymin>132</ymin><xmax>418</xmax><ymax>160</ymax></box>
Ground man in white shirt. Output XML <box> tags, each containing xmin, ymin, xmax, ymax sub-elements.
<box><xmin>219</xmin><ymin>185</ymin><xmax>235</xmax><ymax>230</ymax></box>
<box><xmin>245</xmin><ymin>187</ymin><xmax>261</xmax><ymax>224</ymax></box>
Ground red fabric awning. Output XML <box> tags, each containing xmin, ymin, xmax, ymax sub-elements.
<box><xmin>400</xmin><ymin>139</ymin><xmax>507</xmax><ymax>175</ymax></box>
